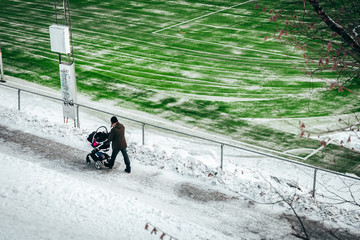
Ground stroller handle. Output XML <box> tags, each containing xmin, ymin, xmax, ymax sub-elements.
<box><xmin>96</xmin><ymin>126</ymin><xmax>108</xmax><ymax>134</ymax></box>
<box><xmin>90</xmin><ymin>126</ymin><xmax>109</xmax><ymax>145</ymax></box>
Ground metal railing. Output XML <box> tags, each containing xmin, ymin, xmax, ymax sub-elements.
<box><xmin>1</xmin><ymin>83</ymin><xmax>359</xmax><ymax>205</ymax></box>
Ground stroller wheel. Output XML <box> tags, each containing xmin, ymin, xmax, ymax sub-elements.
<box><xmin>86</xmin><ymin>154</ymin><xmax>91</xmax><ymax>165</ymax></box>
<box><xmin>95</xmin><ymin>161</ymin><xmax>102</xmax><ymax>170</ymax></box>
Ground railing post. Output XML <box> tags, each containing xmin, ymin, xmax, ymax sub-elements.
<box><xmin>142</xmin><ymin>123</ymin><xmax>145</xmax><ymax>145</ymax></box>
<box><xmin>220</xmin><ymin>144</ymin><xmax>224</xmax><ymax>170</ymax></box>
<box><xmin>76</xmin><ymin>104</ymin><xmax>80</xmax><ymax>128</ymax></box>
<box><xmin>18</xmin><ymin>89</ymin><xmax>21</xmax><ymax>110</ymax></box>
<box><xmin>312</xmin><ymin>168</ymin><xmax>318</xmax><ymax>198</ymax></box>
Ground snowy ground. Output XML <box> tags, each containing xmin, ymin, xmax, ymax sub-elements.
<box><xmin>0</xmin><ymin>78</ymin><xmax>360</xmax><ymax>240</ymax></box>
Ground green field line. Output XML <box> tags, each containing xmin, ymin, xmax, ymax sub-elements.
<box><xmin>153</xmin><ymin>0</ymin><xmax>256</xmax><ymax>33</ymax></box>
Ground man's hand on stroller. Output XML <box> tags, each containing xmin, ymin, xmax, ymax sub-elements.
<box><xmin>91</xmin><ymin>147</ymin><xmax>99</xmax><ymax>153</ymax></box>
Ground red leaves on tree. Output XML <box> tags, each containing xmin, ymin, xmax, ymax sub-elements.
<box><xmin>254</xmin><ymin>4</ymin><xmax>259</xmax><ymax>9</ymax></box>
<box><xmin>160</xmin><ymin>233</ymin><xmax>166</xmax><ymax>240</ymax></box>
<box><xmin>293</xmin><ymin>11</ymin><xmax>297</xmax><ymax>19</ymax></box>
<box><xmin>300</xmin><ymin>131</ymin><xmax>305</xmax><ymax>138</ymax></box>
<box><xmin>330</xmin><ymin>83</ymin><xmax>344</xmax><ymax>92</ymax></box>
<box><xmin>327</xmin><ymin>42</ymin><xmax>333</xmax><ymax>51</ymax></box>
<box><xmin>343</xmin><ymin>51</ymin><xmax>348</xmax><ymax>58</ymax></box>
<box><xmin>151</xmin><ymin>227</ymin><xmax>157</xmax><ymax>235</ymax></box>
<box><xmin>331</xmin><ymin>61</ymin><xmax>338</xmax><ymax>70</ymax></box>
<box><xmin>269</xmin><ymin>15</ymin><xmax>278</xmax><ymax>22</ymax></box>
<box><xmin>321</xmin><ymin>140</ymin><xmax>327</xmax><ymax>148</ymax></box>
<box><xmin>347</xmin><ymin>136</ymin><xmax>351</xmax><ymax>143</ymax></box>
<box><xmin>278</xmin><ymin>30</ymin><xmax>284</xmax><ymax>39</ymax></box>
<box><xmin>145</xmin><ymin>223</ymin><xmax>176</xmax><ymax>240</ymax></box>
<box><xmin>338</xmin><ymin>85</ymin><xmax>344</xmax><ymax>92</ymax></box>
<box><xmin>318</xmin><ymin>58</ymin><xmax>323</xmax><ymax>66</ymax></box>
<box><xmin>262</xmin><ymin>7</ymin><xmax>266</xmax><ymax>13</ymax></box>
<box><xmin>299</xmin><ymin>121</ymin><xmax>306</xmax><ymax>138</ymax></box>
<box><xmin>264</xmin><ymin>36</ymin><xmax>268</xmax><ymax>41</ymax></box>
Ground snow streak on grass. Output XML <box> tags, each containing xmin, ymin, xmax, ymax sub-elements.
<box><xmin>0</xmin><ymin>0</ymin><xmax>359</xmax><ymax>173</ymax></box>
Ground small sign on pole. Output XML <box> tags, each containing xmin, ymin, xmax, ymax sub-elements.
<box><xmin>59</xmin><ymin>62</ymin><xmax>77</xmax><ymax>120</ymax></box>
<box><xmin>49</xmin><ymin>24</ymin><xmax>71</xmax><ymax>54</ymax></box>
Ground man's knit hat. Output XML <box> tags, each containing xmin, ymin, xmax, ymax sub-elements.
<box><xmin>111</xmin><ymin>116</ymin><xmax>118</xmax><ymax>125</ymax></box>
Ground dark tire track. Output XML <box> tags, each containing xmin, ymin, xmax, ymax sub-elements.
<box><xmin>0</xmin><ymin>124</ymin><xmax>93</xmax><ymax>171</ymax></box>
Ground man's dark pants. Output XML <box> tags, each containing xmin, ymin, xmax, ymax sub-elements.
<box><xmin>108</xmin><ymin>148</ymin><xmax>131</xmax><ymax>170</ymax></box>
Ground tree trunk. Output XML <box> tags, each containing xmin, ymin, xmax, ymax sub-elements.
<box><xmin>308</xmin><ymin>0</ymin><xmax>360</xmax><ymax>58</ymax></box>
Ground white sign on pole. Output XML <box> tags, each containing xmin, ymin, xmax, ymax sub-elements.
<box><xmin>49</xmin><ymin>24</ymin><xmax>71</xmax><ymax>54</ymax></box>
<box><xmin>59</xmin><ymin>63</ymin><xmax>77</xmax><ymax>119</ymax></box>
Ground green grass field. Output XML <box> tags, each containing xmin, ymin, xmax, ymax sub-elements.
<box><xmin>0</xmin><ymin>0</ymin><xmax>359</xmax><ymax>175</ymax></box>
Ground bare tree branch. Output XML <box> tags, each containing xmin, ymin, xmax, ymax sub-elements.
<box><xmin>308</xmin><ymin>0</ymin><xmax>360</xmax><ymax>58</ymax></box>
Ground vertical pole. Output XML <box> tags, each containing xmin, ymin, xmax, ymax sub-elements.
<box><xmin>76</xmin><ymin>105</ymin><xmax>80</xmax><ymax>128</ymax></box>
<box><xmin>67</xmin><ymin>0</ymin><xmax>74</xmax><ymax>64</ymax></box>
<box><xmin>0</xmin><ymin>41</ymin><xmax>5</xmax><ymax>83</ymax></box>
<box><xmin>142</xmin><ymin>123</ymin><xmax>145</xmax><ymax>145</ymax></box>
<box><xmin>63</xmin><ymin>0</ymin><xmax>67</xmax><ymax>25</ymax></box>
<box><xmin>54</xmin><ymin>0</ymin><xmax>58</xmax><ymax>24</ymax></box>
<box><xmin>220</xmin><ymin>144</ymin><xmax>224</xmax><ymax>170</ymax></box>
<box><xmin>312</xmin><ymin>168</ymin><xmax>318</xmax><ymax>198</ymax></box>
<box><xmin>63</xmin><ymin>0</ymin><xmax>70</xmax><ymax>64</ymax></box>
<box><xmin>17</xmin><ymin>89</ymin><xmax>21</xmax><ymax>110</ymax></box>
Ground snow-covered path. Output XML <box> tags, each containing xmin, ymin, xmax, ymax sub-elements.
<box><xmin>0</xmin><ymin>123</ymin><xmax>295</xmax><ymax>240</ymax></box>
<box><xmin>0</xmin><ymin>79</ymin><xmax>359</xmax><ymax>239</ymax></box>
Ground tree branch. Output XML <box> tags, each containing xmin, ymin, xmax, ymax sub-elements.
<box><xmin>308</xmin><ymin>0</ymin><xmax>360</xmax><ymax>58</ymax></box>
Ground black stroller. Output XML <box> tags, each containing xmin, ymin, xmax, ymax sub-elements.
<box><xmin>86</xmin><ymin>126</ymin><xmax>110</xmax><ymax>169</ymax></box>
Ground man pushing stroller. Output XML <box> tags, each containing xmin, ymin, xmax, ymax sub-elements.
<box><xmin>104</xmin><ymin>116</ymin><xmax>131</xmax><ymax>173</ymax></box>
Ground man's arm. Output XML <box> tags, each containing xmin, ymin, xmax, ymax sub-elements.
<box><xmin>108</xmin><ymin>128</ymin><xmax>114</xmax><ymax>142</ymax></box>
